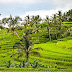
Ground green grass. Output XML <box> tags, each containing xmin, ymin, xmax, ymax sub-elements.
<box><xmin>0</xmin><ymin>68</ymin><xmax>72</xmax><ymax>72</ymax></box>
<box><xmin>56</xmin><ymin>41</ymin><xmax>72</xmax><ymax>49</ymax></box>
<box><xmin>62</xmin><ymin>22</ymin><xmax>72</xmax><ymax>24</ymax></box>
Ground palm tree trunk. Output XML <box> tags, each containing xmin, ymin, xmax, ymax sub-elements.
<box><xmin>48</xmin><ymin>26</ymin><xmax>51</xmax><ymax>41</ymax></box>
<box><xmin>49</xmin><ymin>31</ymin><xmax>51</xmax><ymax>41</ymax></box>
<box><xmin>36</xmin><ymin>22</ymin><xmax>40</xmax><ymax>43</ymax></box>
<box><xmin>47</xmin><ymin>19</ymin><xmax>51</xmax><ymax>41</ymax></box>
<box><xmin>56</xmin><ymin>34</ymin><xmax>57</xmax><ymax>40</ymax></box>
<box><xmin>26</xmin><ymin>52</ymin><xmax>29</xmax><ymax>68</ymax></box>
<box><xmin>60</xmin><ymin>21</ymin><xmax>61</xmax><ymax>38</ymax></box>
<box><xmin>37</xmin><ymin>29</ymin><xmax>40</xmax><ymax>43</ymax></box>
<box><xmin>55</xmin><ymin>26</ymin><xmax>57</xmax><ymax>40</ymax></box>
<box><xmin>58</xmin><ymin>18</ymin><xmax>62</xmax><ymax>38</ymax></box>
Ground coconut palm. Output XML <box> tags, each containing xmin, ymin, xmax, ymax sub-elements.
<box><xmin>46</xmin><ymin>16</ymin><xmax>51</xmax><ymax>41</ymax></box>
<box><xmin>2</xmin><ymin>15</ymin><xmax>22</xmax><ymax>66</ymax></box>
<box><xmin>66</xmin><ymin>9</ymin><xmax>72</xmax><ymax>22</ymax></box>
<box><xmin>31</xmin><ymin>15</ymin><xmax>42</xmax><ymax>41</ymax></box>
<box><xmin>26</xmin><ymin>15</ymin><xmax>30</xmax><ymax>24</ymax></box>
<box><xmin>22</xmin><ymin>15</ymin><xmax>30</xmax><ymax>28</ymax></box>
<box><xmin>57</xmin><ymin>11</ymin><xmax>62</xmax><ymax>38</ymax></box>
<box><xmin>52</xmin><ymin>14</ymin><xmax>58</xmax><ymax>39</ymax></box>
<box><xmin>35</xmin><ymin>15</ymin><xmax>41</xmax><ymax>26</ymax></box>
<box><xmin>13</xmin><ymin>35</ymin><xmax>42</xmax><ymax>68</ymax></box>
<box><xmin>62</xmin><ymin>12</ymin><xmax>67</xmax><ymax>22</ymax></box>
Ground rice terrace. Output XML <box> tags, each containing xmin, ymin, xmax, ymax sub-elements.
<box><xmin>0</xmin><ymin>0</ymin><xmax>72</xmax><ymax>72</ymax></box>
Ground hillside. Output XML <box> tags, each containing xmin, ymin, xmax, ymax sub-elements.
<box><xmin>0</xmin><ymin>23</ymin><xmax>72</xmax><ymax>71</ymax></box>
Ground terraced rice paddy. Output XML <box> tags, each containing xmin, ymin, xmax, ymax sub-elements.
<box><xmin>0</xmin><ymin>26</ymin><xmax>72</xmax><ymax>71</ymax></box>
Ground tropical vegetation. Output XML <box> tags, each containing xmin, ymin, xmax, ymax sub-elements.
<box><xmin>0</xmin><ymin>9</ymin><xmax>72</xmax><ymax>71</ymax></box>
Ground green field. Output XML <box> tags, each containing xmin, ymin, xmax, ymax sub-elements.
<box><xmin>0</xmin><ymin>68</ymin><xmax>72</xmax><ymax>72</ymax></box>
<box><xmin>62</xmin><ymin>22</ymin><xmax>72</xmax><ymax>24</ymax></box>
<box><xmin>0</xmin><ymin>23</ymin><xmax>72</xmax><ymax>71</ymax></box>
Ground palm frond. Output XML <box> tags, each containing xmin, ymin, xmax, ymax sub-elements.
<box><xmin>2</xmin><ymin>18</ymin><xmax>7</xmax><ymax>25</ymax></box>
<box><xmin>28</xmin><ymin>46</ymin><xmax>32</xmax><ymax>52</ymax></box>
<box><xmin>30</xmin><ymin>51</ymin><xmax>41</xmax><ymax>57</ymax></box>
<box><xmin>14</xmin><ymin>42</ymin><xmax>26</xmax><ymax>50</ymax></box>
<box><xmin>10</xmin><ymin>52</ymin><xmax>19</xmax><ymax>58</ymax></box>
<box><xmin>14</xmin><ymin>31</ymin><xmax>19</xmax><ymax>38</ymax></box>
<box><xmin>17</xmin><ymin>54</ymin><xmax>23</xmax><ymax>59</ymax></box>
<box><xmin>10</xmin><ymin>49</ymin><xmax>24</xmax><ymax>58</ymax></box>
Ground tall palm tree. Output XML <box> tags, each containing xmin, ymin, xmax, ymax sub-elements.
<box><xmin>13</xmin><ymin>35</ymin><xmax>42</xmax><ymax>68</ymax></box>
<box><xmin>66</xmin><ymin>9</ymin><xmax>72</xmax><ymax>22</ymax></box>
<box><xmin>57</xmin><ymin>11</ymin><xmax>62</xmax><ymax>38</ymax></box>
<box><xmin>35</xmin><ymin>15</ymin><xmax>41</xmax><ymax>26</ymax></box>
<box><xmin>62</xmin><ymin>12</ymin><xmax>67</xmax><ymax>22</ymax></box>
<box><xmin>26</xmin><ymin>15</ymin><xmax>30</xmax><ymax>25</ymax></box>
<box><xmin>52</xmin><ymin>14</ymin><xmax>58</xmax><ymax>39</ymax></box>
<box><xmin>33</xmin><ymin>15</ymin><xmax>42</xmax><ymax>41</ymax></box>
<box><xmin>2</xmin><ymin>15</ymin><xmax>22</xmax><ymax>66</ymax></box>
<box><xmin>46</xmin><ymin>16</ymin><xmax>51</xmax><ymax>41</ymax></box>
<box><xmin>23</xmin><ymin>15</ymin><xmax>30</xmax><ymax>28</ymax></box>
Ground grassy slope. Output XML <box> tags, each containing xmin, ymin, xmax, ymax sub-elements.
<box><xmin>0</xmin><ymin>23</ymin><xmax>72</xmax><ymax>71</ymax></box>
<box><xmin>62</xmin><ymin>22</ymin><xmax>72</xmax><ymax>24</ymax></box>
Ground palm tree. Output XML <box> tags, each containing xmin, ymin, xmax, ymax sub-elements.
<box><xmin>66</xmin><ymin>9</ymin><xmax>72</xmax><ymax>22</ymax></box>
<box><xmin>35</xmin><ymin>15</ymin><xmax>41</xmax><ymax>26</ymax></box>
<box><xmin>46</xmin><ymin>16</ymin><xmax>51</xmax><ymax>41</ymax></box>
<box><xmin>62</xmin><ymin>12</ymin><xmax>67</xmax><ymax>22</ymax></box>
<box><xmin>32</xmin><ymin>15</ymin><xmax>42</xmax><ymax>41</ymax></box>
<box><xmin>13</xmin><ymin>35</ymin><xmax>42</xmax><ymax>68</ymax></box>
<box><xmin>57</xmin><ymin>11</ymin><xmax>62</xmax><ymax>38</ymax></box>
<box><xmin>52</xmin><ymin>14</ymin><xmax>58</xmax><ymax>39</ymax></box>
<box><xmin>23</xmin><ymin>15</ymin><xmax>30</xmax><ymax>28</ymax></box>
<box><xmin>2</xmin><ymin>15</ymin><xmax>22</xmax><ymax>66</ymax></box>
<box><xmin>26</xmin><ymin>15</ymin><xmax>30</xmax><ymax>25</ymax></box>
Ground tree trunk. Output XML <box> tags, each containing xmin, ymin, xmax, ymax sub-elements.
<box><xmin>47</xmin><ymin>19</ymin><xmax>51</xmax><ymax>41</ymax></box>
<box><xmin>50</xmin><ymin>34</ymin><xmax>51</xmax><ymax>41</ymax></box>
<box><xmin>48</xmin><ymin>25</ymin><xmax>51</xmax><ymax>41</ymax></box>
<box><xmin>37</xmin><ymin>29</ymin><xmax>40</xmax><ymax>43</ymax></box>
<box><xmin>55</xmin><ymin>26</ymin><xmax>57</xmax><ymax>40</ymax></box>
<box><xmin>59</xmin><ymin>21</ymin><xmax>61</xmax><ymax>38</ymax></box>
<box><xmin>36</xmin><ymin>22</ymin><xmax>40</xmax><ymax>43</ymax></box>
<box><xmin>26</xmin><ymin>52</ymin><xmax>29</xmax><ymax>68</ymax></box>
<box><xmin>56</xmin><ymin>34</ymin><xmax>57</xmax><ymax>40</ymax></box>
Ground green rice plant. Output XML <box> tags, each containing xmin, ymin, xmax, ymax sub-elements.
<box><xmin>56</xmin><ymin>41</ymin><xmax>72</xmax><ymax>49</ymax></box>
